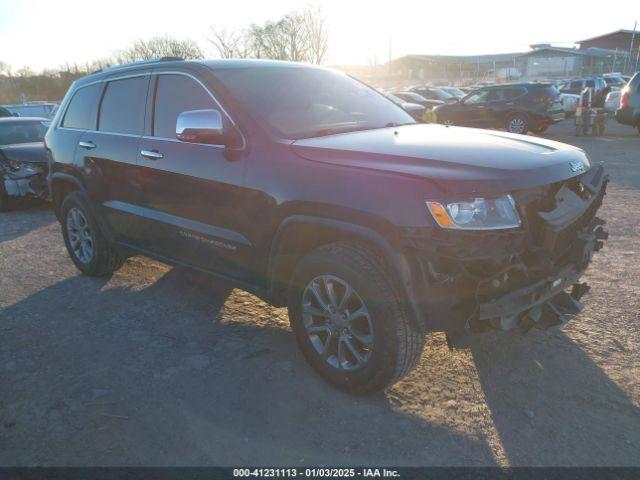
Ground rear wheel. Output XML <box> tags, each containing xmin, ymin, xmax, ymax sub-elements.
<box><xmin>440</xmin><ymin>118</ymin><xmax>455</xmax><ymax>126</ymax></box>
<box><xmin>288</xmin><ymin>241</ymin><xmax>424</xmax><ymax>394</ymax></box>
<box><xmin>506</xmin><ymin>113</ymin><xmax>529</xmax><ymax>134</ymax></box>
<box><xmin>60</xmin><ymin>192</ymin><xmax>125</xmax><ymax>276</ymax></box>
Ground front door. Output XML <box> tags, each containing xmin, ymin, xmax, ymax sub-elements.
<box><xmin>459</xmin><ymin>90</ymin><xmax>491</xmax><ymax>126</ymax></box>
<box><xmin>135</xmin><ymin>72</ymin><xmax>249</xmax><ymax>278</ymax></box>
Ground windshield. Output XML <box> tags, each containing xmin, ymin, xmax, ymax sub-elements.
<box><xmin>443</xmin><ymin>87</ymin><xmax>465</xmax><ymax>97</ymax></box>
<box><xmin>0</xmin><ymin>120</ymin><xmax>49</xmax><ymax>145</ymax></box>
<box><xmin>400</xmin><ymin>92</ymin><xmax>427</xmax><ymax>102</ymax></box>
<box><xmin>385</xmin><ymin>93</ymin><xmax>404</xmax><ymax>104</ymax></box>
<box><xmin>431</xmin><ymin>89</ymin><xmax>453</xmax><ymax>100</ymax></box>
<box><xmin>213</xmin><ymin>66</ymin><xmax>415</xmax><ymax>139</ymax></box>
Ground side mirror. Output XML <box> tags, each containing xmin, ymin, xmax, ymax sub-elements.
<box><xmin>176</xmin><ymin>109</ymin><xmax>226</xmax><ymax>145</ymax></box>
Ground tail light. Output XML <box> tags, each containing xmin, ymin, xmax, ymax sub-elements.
<box><xmin>620</xmin><ymin>91</ymin><xmax>629</xmax><ymax>108</ymax></box>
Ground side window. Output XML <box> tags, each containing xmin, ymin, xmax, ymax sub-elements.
<box><xmin>61</xmin><ymin>84</ymin><xmax>101</xmax><ymax>129</ymax></box>
<box><xmin>585</xmin><ymin>80</ymin><xmax>595</xmax><ymax>88</ymax></box>
<box><xmin>570</xmin><ymin>81</ymin><xmax>582</xmax><ymax>90</ymax></box>
<box><xmin>464</xmin><ymin>90</ymin><xmax>489</xmax><ymax>104</ymax></box>
<box><xmin>153</xmin><ymin>74</ymin><xmax>216</xmax><ymax>139</ymax></box>
<box><xmin>98</xmin><ymin>76</ymin><xmax>148</xmax><ymax>135</ymax></box>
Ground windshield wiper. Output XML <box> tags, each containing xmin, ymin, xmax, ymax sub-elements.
<box><xmin>302</xmin><ymin>122</ymin><xmax>415</xmax><ymax>139</ymax></box>
<box><xmin>303</xmin><ymin>125</ymin><xmax>379</xmax><ymax>138</ymax></box>
<box><xmin>385</xmin><ymin>122</ymin><xmax>416</xmax><ymax>127</ymax></box>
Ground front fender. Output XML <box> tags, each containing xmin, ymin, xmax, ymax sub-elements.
<box><xmin>267</xmin><ymin>215</ymin><xmax>428</xmax><ymax>334</ymax></box>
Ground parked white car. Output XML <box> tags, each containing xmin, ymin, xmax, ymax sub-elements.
<box><xmin>604</xmin><ymin>90</ymin><xmax>621</xmax><ymax>113</ymax></box>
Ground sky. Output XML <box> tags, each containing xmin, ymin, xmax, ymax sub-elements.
<box><xmin>0</xmin><ymin>0</ymin><xmax>638</xmax><ymax>71</ymax></box>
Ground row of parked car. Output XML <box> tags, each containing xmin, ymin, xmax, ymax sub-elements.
<box><xmin>384</xmin><ymin>71</ymin><xmax>639</xmax><ymax>135</ymax></box>
<box><xmin>385</xmin><ymin>82</ymin><xmax>565</xmax><ymax>134</ymax></box>
<box><xmin>0</xmin><ymin>101</ymin><xmax>58</xmax><ymax>119</ymax></box>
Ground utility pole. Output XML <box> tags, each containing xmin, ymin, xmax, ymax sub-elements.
<box><xmin>626</xmin><ymin>21</ymin><xmax>637</xmax><ymax>74</ymax></box>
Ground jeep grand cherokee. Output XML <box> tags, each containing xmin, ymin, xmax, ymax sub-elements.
<box><xmin>45</xmin><ymin>59</ymin><xmax>608</xmax><ymax>393</ymax></box>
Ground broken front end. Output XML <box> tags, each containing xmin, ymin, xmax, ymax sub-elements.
<box><xmin>0</xmin><ymin>143</ymin><xmax>49</xmax><ymax>208</ymax></box>
<box><xmin>405</xmin><ymin>164</ymin><xmax>609</xmax><ymax>347</ymax></box>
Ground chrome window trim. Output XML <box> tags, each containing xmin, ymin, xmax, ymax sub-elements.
<box><xmin>150</xmin><ymin>70</ymin><xmax>246</xmax><ymax>150</ymax></box>
<box><xmin>140</xmin><ymin>135</ymin><xmax>225</xmax><ymax>150</ymax></box>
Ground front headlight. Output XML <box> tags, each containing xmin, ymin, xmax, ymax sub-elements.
<box><xmin>426</xmin><ymin>194</ymin><xmax>521</xmax><ymax>230</ymax></box>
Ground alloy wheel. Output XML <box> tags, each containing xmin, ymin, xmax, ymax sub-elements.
<box><xmin>66</xmin><ymin>207</ymin><xmax>94</xmax><ymax>264</ymax></box>
<box><xmin>301</xmin><ymin>275</ymin><xmax>374</xmax><ymax>371</ymax></box>
<box><xmin>508</xmin><ymin>117</ymin><xmax>526</xmax><ymax>134</ymax></box>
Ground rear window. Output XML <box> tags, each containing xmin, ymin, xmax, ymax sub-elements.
<box><xmin>62</xmin><ymin>84</ymin><xmax>101</xmax><ymax>129</ymax></box>
<box><xmin>98</xmin><ymin>76</ymin><xmax>148</xmax><ymax>135</ymax></box>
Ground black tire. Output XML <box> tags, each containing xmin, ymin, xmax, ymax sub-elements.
<box><xmin>288</xmin><ymin>241</ymin><xmax>424</xmax><ymax>394</ymax></box>
<box><xmin>505</xmin><ymin>112</ymin><xmax>529</xmax><ymax>134</ymax></box>
<box><xmin>60</xmin><ymin>191</ymin><xmax>125</xmax><ymax>276</ymax></box>
<box><xmin>0</xmin><ymin>182</ymin><xmax>11</xmax><ymax>212</ymax></box>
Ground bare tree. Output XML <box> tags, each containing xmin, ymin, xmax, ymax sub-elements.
<box><xmin>208</xmin><ymin>5</ymin><xmax>330</xmax><ymax>63</ymax></box>
<box><xmin>303</xmin><ymin>6</ymin><xmax>329</xmax><ymax>64</ymax></box>
<box><xmin>208</xmin><ymin>27</ymin><xmax>250</xmax><ymax>59</ymax></box>
<box><xmin>115</xmin><ymin>36</ymin><xmax>204</xmax><ymax>63</ymax></box>
<box><xmin>247</xmin><ymin>13</ymin><xmax>310</xmax><ymax>62</ymax></box>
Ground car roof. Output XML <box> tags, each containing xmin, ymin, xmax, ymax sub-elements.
<box><xmin>75</xmin><ymin>58</ymin><xmax>327</xmax><ymax>88</ymax></box>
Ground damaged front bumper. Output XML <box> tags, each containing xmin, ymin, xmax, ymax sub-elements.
<box><xmin>1</xmin><ymin>165</ymin><xmax>48</xmax><ymax>200</ymax></box>
<box><xmin>403</xmin><ymin>164</ymin><xmax>609</xmax><ymax>347</ymax></box>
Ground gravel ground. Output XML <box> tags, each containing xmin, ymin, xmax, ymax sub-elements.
<box><xmin>1</xmin><ymin>120</ymin><xmax>639</xmax><ymax>467</ymax></box>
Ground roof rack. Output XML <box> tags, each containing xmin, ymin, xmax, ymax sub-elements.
<box><xmin>91</xmin><ymin>56</ymin><xmax>186</xmax><ymax>75</ymax></box>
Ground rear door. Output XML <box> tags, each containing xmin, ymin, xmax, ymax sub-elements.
<box><xmin>75</xmin><ymin>72</ymin><xmax>150</xmax><ymax>244</ymax></box>
<box><xmin>135</xmin><ymin>71</ymin><xmax>249</xmax><ymax>277</ymax></box>
<box><xmin>47</xmin><ymin>82</ymin><xmax>102</xmax><ymax>179</ymax></box>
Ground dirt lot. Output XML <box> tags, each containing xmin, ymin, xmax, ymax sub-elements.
<box><xmin>1</xmin><ymin>121</ymin><xmax>639</xmax><ymax>467</ymax></box>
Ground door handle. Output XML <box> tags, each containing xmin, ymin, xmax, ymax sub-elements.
<box><xmin>79</xmin><ymin>141</ymin><xmax>96</xmax><ymax>150</ymax></box>
<box><xmin>140</xmin><ymin>149</ymin><xmax>164</xmax><ymax>160</ymax></box>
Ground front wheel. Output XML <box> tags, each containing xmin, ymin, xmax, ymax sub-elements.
<box><xmin>288</xmin><ymin>242</ymin><xmax>424</xmax><ymax>394</ymax></box>
<box><xmin>506</xmin><ymin>113</ymin><xmax>529</xmax><ymax>134</ymax></box>
<box><xmin>440</xmin><ymin>118</ymin><xmax>455</xmax><ymax>126</ymax></box>
<box><xmin>60</xmin><ymin>192</ymin><xmax>125</xmax><ymax>276</ymax></box>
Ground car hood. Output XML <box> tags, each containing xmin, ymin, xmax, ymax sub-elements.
<box><xmin>291</xmin><ymin>124</ymin><xmax>590</xmax><ymax>195</ymax></box>
<box><xmin>0</xmin><ymin>142</ymin><xmax>47</xmax><ymax>164</ymax></box>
